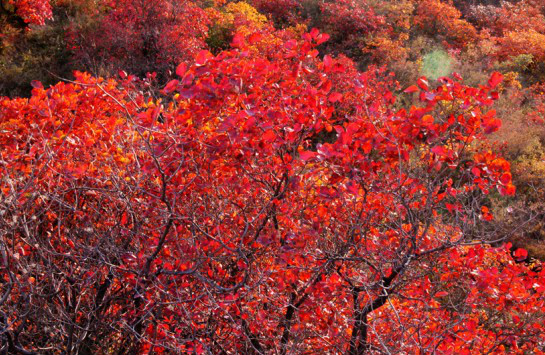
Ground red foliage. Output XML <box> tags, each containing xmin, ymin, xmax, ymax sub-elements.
<box><xmin>7</xmin><ymin>0</ymin><xmax>52</xmax><ymax>26</ymax></box>
<box><xmin>474</xmin><ymin>0</ymin><xmax>545</xmax><ymax>36</ymax></box>
<box><xmin>318</xmin><ymin>0</ymin><xmax>384</xmax><ymax>55</ymax></box>
<box><xmin>414</xmin><ymin>0</ymin><xmax>478</xmax><ymax>48</ymax></box>
<box><xmin>469</xmin><ymin>0</ymin><xmax>545</xmax><ymax>62</ymax></box>
<box><xmin>246</xmin><ymin>0</ymin><xmax>385</xmax><ymax>60</ymax></box>
<box><xmin>68</xmin><ymin>0</ymin><xmax>210</xmax><ymax>77</ymax></box>
<box><xmin>528</xmin><ymin>84</ymin><xmax>545</xmax><ymax>124</ymax></box>
<box><xmin>249</xmin><ymin>0</ymin><xmax>301</xmax><ymax>26</ymax></box>
<box><xmin>2</xmin><ymin>23</ymin><xmax>540</xmax><ymax>353</ymax></box>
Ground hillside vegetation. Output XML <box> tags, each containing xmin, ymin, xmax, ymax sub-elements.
<box><xmin>1</xmin><ymin>1</ymin><xmax>545</xmax><ymax>354</ymax></box>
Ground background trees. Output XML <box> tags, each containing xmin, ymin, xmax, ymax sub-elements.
<box><xmin>0</xmin><ymin>0</ymin><xmax>52</xmax><ymax>28</ymax></box>
<box><xmin>68</xmin><ymin>0</ymin><xmax>210</xmax><ymax>79</ymax></box>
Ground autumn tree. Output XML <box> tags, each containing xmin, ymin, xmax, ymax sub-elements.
<box><xmin>413</xmin><ymin>0</ymin><xmax>478</xmax><ymax>49</ymax></box>
<box><xmin>0</xmin><ymin>0</ymin><xmax>99</xmax><ymax>97</ymax></box>
<box><xmin>0</xmin><ymin>0</ymin><xmax>52</xmax><ymax>28</ymax></box>
<box><xmin>3</xmin><ymin>21</ymin><xmax>545</xmax><ymax>355</ymax></box>
<box><xmin>68</xmin><ymin>0</ymin><xmax>210</xmax><ymax>79</ymax></box>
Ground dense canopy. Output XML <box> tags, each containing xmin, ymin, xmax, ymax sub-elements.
<box><xmin>2</xmin><ymin>1</ymin><xmax>545</xmax><ymax>354</ymax></box>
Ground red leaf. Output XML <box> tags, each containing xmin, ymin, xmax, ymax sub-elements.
<box><xmin>152</xmin><ymin>105</ymin><xmax>162</xmax><ymax>121</ymax></box>
<box><xmin>308</xmin><ymin>49</ymin><xmax>319</xmax><ymax>58</ymax></box>
<box><xmin>195</xmin><ymin>50</ymin><xmax>213</xmax><ymax>66</ymax></box>
<box><xmin>231</xmin><ymin>33</ymin><xmax>244</xmax><ymax>48</ymax></box>
<box><xmin>316</xmin><ymin>33</ymin><xmax>330</xmax><ymax>45</ymax></box>
<box><xmin>328</xmin><ymin>92</ymin><xmax>343</xmax><ymax>103</ymax></box>
<box><xmin>417</xmin><ymin>77</ymin><xmax>429</xmax><ymax>91</ymax></box>
<box><xmin>435</xmin><ymin>291</ymin><xmax>448</xmax><ymax>297</ymax></box>
<box><xmin>249</xmin><ymin>33</ymin><xmax>262</xmax><ymax>44</ymax></box>
<box><xmin>284</xmin><ymin>39</ymin><xmax>297</xmax><ymax>50</ymax></box>
<box><xmin>299</xmin><ymin>150</ymin><xmax>317</xmax><ymax>162</ymax></box>
<box><xmin>466</xmin><ymin>320</ymin><xmax>477</xmax><ymax>332</ymax></box>
<box><xmin>431</xmin><ymin>146</ymin><xmax>446</xmax><ymax>156</ymax></box>
<box><xmin>323</xmin><ymin>55</ymin><xmax>333</xmax><ymax>71</ymax></box>
<box><xmin>384</xmin><ymin>267</ymin><xmax>393</xmax><ymax>277</ymax></box>
<box><xmin>499</xmin><ymin>172</ymin><xmax>511</xmax><ymax>185</ymax></box>
<box><xmin>163</xmin><ymin>79</ymin><xmax>179</xmax><ymax>93</ymax></box>
<box><xmin>121</xmin><ymin>212</ymin><xmax>128</xmax><ymax>226</ymax></box>
<box><xmin>480</xmin><ymin>206</ymin><xmax>493</xmax><ymax>221</ymax></box>
<box><xmin>176</xmin><ymin>63</ymin><xmax>187</xmax><ymax>77</ymax></box>
<box><xmin>445</xmin><ymin>203</ymin><xmax>454</xmax><ymax>213</ymax></box>
<box><xmin>501</xmin><ymin>183</ymin><xmax>516</xmax><ymax>196</ymax></box>
<box><xmin>404</xmin><ymin>85</ymin><xmax>419</xmax><ymax>93</ymax></box>
<box><xmin>513</xmin><ymin>248</ymin><xmax>528</xmax><ymax>262</ymax></box>
<box><xmin>332</xmin><ymin>63</ymin><xmax>346</xmax><ymax>74</ymax></box>
<box><xmin>483</xmin><ymin>118</ymin><xmax>501</xmax><ymax>134</ymax></box>
<box><xmin>488</xmin><ymin>72</ymin><xmax>503</xmax><ymax>89</ymax></box>
<box><xmin>262</xmin><ymin>130</ymin><xmax>276</xmax><ymax>142</ymax></box>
